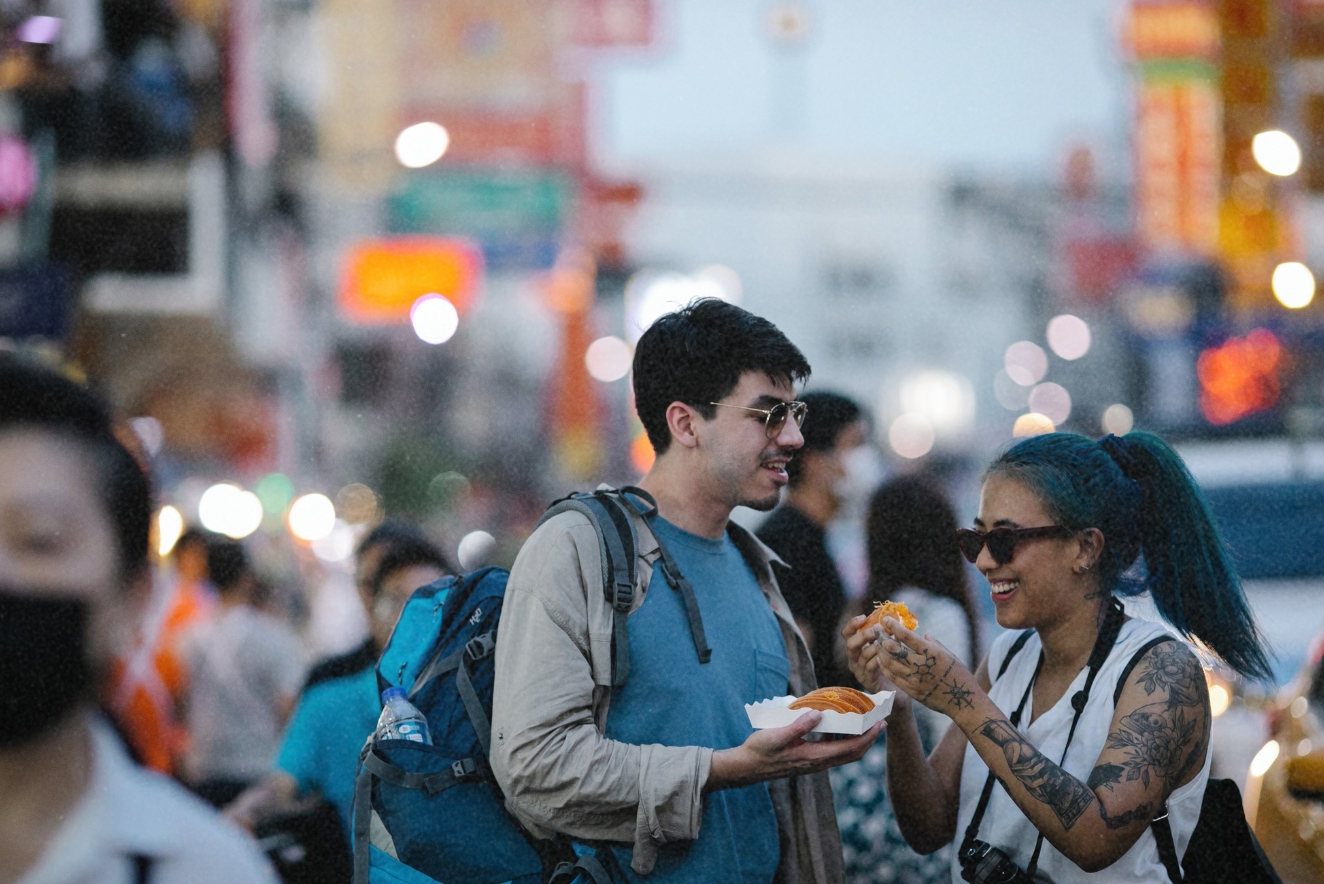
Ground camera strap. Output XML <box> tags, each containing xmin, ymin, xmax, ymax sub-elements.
<box><xmin>961</xmin><ymin>598</ymin><xmax>1126</xmax><ymax>879</ymax></box>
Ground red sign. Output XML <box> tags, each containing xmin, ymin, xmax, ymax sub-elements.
<box><xmin>338</xmin><ymin>237</ymin><xmax>483</xmax><ymax>324</ymax></box>
<box><xmin>1124</xmin><ymin>1</ymin><xmax>1219</xmax><ymax>61</ymax></box>
<box><xmin>1135</xmin><ymin>79</ymin><xmax>1221</xmax><ymax>254</ymax></box>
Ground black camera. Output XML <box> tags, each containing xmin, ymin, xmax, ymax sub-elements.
<box><xmin>959</xmin><ymin>840</ymin><xmax>1037</xmax><ymax>884</ymax></box>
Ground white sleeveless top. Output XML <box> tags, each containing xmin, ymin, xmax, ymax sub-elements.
<box><xmin>950</xmin><ymin>618</ymin><xmax>1210</xmax><ymax>884</ymax></box>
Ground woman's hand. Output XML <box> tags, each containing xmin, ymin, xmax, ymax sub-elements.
<box><xmin>874</xmin><ymin>617</ymin><xmax>982</xmax><ymax>719</ymax></box>
<box><xmin>841</xmin><ymin>616</ymin><xmax>910</xmax><ymax>714</ymax></box>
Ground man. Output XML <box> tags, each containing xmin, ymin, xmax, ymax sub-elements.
<box><xmin>225</xmin><ymin>531</ymin><xmax>451</xmax><ymax>840</ymax></box>
<box><xmin>183</xmin><ymin>540</ymin><xmax>306</xmax><ymax>807</ymax></box>
<box><xmin>491</xmin><ymin>299</ymin><xmax>880</xmax><ymax>884</ymax></box>
<box><xmin>0</xmin><ymin>357</ymin><xmax>274</xmax><ymax>883</ymax></box>
<box><xmin>757</xmin><ymin>392</ymin><xmax>868</xmax><ymax>689</ymax></box>
<box><xmin>300</xmin><ymin>520</ymin><xmax>432</xmax><ymax>692</ymax></box>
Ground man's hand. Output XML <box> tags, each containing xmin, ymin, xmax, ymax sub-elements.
<box><xmin>706</xmin><ymin>711</ymin><xmax>882</xmax><ymax>792</ymax></box>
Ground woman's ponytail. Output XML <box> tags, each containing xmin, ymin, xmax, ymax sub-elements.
<box><xmin>1104</xmin><ymin>432</ymin><xmax>1273</xmax><ymax>681</ymax></box>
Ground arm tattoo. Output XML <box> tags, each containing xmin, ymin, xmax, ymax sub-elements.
<box><xmin>1097</xmin><ymin>799</ymin><xmax>1155</xmax><ymax>829</ymax></box>
<box><xmin>1134</xmin><ymin>641</ymin><xmax>1204</xmax><ymax>709</ymax></box>
<box><xmin>1087</xmin><ymin>763</ymin><xmax>1156</xmax><ymax>828</ymax></box>
<box><xmin>978</xmin><ymin>719</ymin><xmax>1095</xmax><ymax>830</ymax></box>
<box><xmin>940</xmin><ymin>678</ymin><xmax>975</xmax><ymax>710</ymax></box>
<box><xmin>920</xmin><ymin>659</ymin><xmax>955</xmax><ymax>703</ymax></box>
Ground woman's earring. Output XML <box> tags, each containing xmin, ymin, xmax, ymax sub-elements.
<box><xmin>1074</xmin><ymin>563</ymin><xmax>1092</xmax><ymax>574</ymax></box>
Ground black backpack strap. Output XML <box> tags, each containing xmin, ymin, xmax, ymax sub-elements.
<box><xmin>1152</xmin><ymin>810</ymin><xmax>1184</xmax><ymax>883</ymax></box>
<box><xmin>617</xmin><ymin>486</ymin><xmax>711</xmax><ymax>667</ymax></box>
<box><xmin>352</xmin><ymin>742</ymin><xmax>373</xmax><ymax>884</ymax></box>
<box><xmin>549</xmin><ymin>852</ymin><xmax>615</xmax><ymax>884</ymax></box>
<box><xmin>998</xmin><ymin>630</ymin><xmax>1035</xmax><ymax>679</ymax></box>
<box><xmin>540</xmin><ymin>492</ymin><xmax>639</xmax><ymax>687</ymax></box>
<box><xmin>1114</xmin><ymin>635</ymin><xmax>1177</xmax><ymax>706</ymax></box>
<box><xmin>128</xmin><ymin>854</ymin><xmax>154</xmax><ymax>884</ymax></box>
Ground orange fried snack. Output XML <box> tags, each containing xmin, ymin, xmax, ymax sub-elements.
<box><xmin>864</xmin><ymin>600</ymin><xmax>918</xmax><ymax>633</ymax></box>
<box><xmin>787</xmin><ymin>687</ymin><xmax>876</xmax><ymax>714</ymax></box>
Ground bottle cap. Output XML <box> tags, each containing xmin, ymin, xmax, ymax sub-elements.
<box><xmin>381</xmin><ymin>687</ymin><xmax>407</xmax><ymax>703</ymax></box>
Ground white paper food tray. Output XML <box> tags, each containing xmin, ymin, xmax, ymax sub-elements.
<box><xmin>746</xmin><ymin>690</ymin><xmax>894</xmax><ymax>735</ymax></box>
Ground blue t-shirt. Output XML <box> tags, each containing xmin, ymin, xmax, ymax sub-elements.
<box><xmin>276</xmin><ymin>664</ymin><xmax>381</xmax><ymax>838</ymax></box>
<box><xmin>604</xmin><ymin>516</ymin><xmax>790</xmax><ymax>884</ymax></box>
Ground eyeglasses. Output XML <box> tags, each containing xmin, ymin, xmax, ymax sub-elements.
<box><xmin>955</xmin><ymin>525</ymin><xmax>1072</xmax><ymax>566</ymax></box>
<box><xmin>708</xmin><ymin>400</ymin><xmax>809</xmax><ymax>439</ymax></box>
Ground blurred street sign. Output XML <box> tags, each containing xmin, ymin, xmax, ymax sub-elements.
<box><xmin>1124</xmin><ymin>1</ymin><xmax>1219</xmax><ymax>61</ymax></box>
<box><xmin>1134</xmin><ymin>78</ymin><xmax>1221</xmax><ymax>255</ymax></box>
<box><xmin>388</xmin><ymin>171</ymin><xmax>573</xmax><ymax>270</ymax></box>
<box><xmin>338</xmin><ymin>236</ymin><xmax>483</xmax><ymax>324</ymax></box>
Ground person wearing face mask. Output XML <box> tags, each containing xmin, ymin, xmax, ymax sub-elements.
<box><xmin>224</xmin><ymin>532</ymin><xmax>451</xmax><ymax>843</ymax></box>
<box><xmin>757</xmin><ymin>391</ymin><xmax>868</xmax><ymax>690</ymax></box>
<box><xmin>0</xmin><ymin>357</ymin><xmax>275</xmax><ymax>884</ymax></box>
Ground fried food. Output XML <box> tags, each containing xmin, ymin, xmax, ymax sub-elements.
<box><xmin>787</xmin><ymin>687</ymin><xmax>876</xmax><ymax>714</ymax></box>
<box><xmin>863</xmin><ymin>600</ymin><xmax>918</xmax><ymax>632</ymax></box>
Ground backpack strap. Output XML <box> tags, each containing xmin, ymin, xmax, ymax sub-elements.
<box><xmin>616</xmin><ymin>486</ymin><xmax>711</xmax><ymax>666</ymax></box>
<box><xmin>540</xmin><ymin>491</ymin><xmax>639</xmax><ymax>688</ymax></box>
<box><xmin>128</xmin><ymin>854</ymin><xmax>154</xmax><ymax>884</ymax></box>
<box><xmin>405</xmin><ymin>633</ymin><xmax>497</xmax><ymax>757</ymax></box>
<box><xmin>549</xmin><ymin>852</ymin><xmax>615</xmax><ymax>884</ymax></box>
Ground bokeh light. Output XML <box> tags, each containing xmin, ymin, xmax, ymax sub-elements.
<box><xmin>1028</xmin><ymin>382</ymin><xmax>1072</xmax><ymax>425</ymax></box>
<box><xmin>1004</xmin><ymin>341</ymin><xmax>1048</xmax><ymax>386</ymax></box>
<box><xmin>255</xmin><ymin>473</ymin><xmax>295</xmax><ymax>514</ymax></box>
<box><xmin>1013</xmin><ymin>412</ymin><xmax>1055</xmax><ymax>437</ymax></box>
<box><xmin>625</xmin><ymin>269</ymin><xmax>741</xmax><ymax>342</ymax></box>
<box><xmin>1252</xmin><ymin>130</ymin><xmax>1301</xmax><ymax>177</ymax></box>
<box><xmin>157</xmin><ymin>505</ymin><xmax>184</xmax><ymax>558</ymax></box>
<box><xmin>198</xmin><ymin>483</ymin><xmax>264</xmax><ymax>539</ymax></box>
<box><xmin>898</xmin><ymin>371</ymin><xmax>975</xmax><ymax>435</ymax></box>
<box><xmin>394</xmin><ymin>122</ymin><xmax>450</xmax><ymax>169</ymax></box>
<box><xmin>1197</xmin><ymin>329</ymin><xmax>1282</xmax><ymax>425</ymax></box>
<box><xmin>1046</xmin><ymin>314</ymin><xmax>1091</xmax><ymax>360</ymax></box>
<box><xmin>630</xmin><ymin>431</ymin><xmax>656</xmax><ymax>474</ymax></box>
<box><xmin>335</xmin><ymin>483</ymin><xmax>381</xmax><ymax>524</ymax></box>
<box><xmin>585</xmin><ymin>336</ymin><xmax>633</xmax><ymax>382</ymax></box>
<box><xmin>1272</xmin><ymin>261</ymin><xmax>1315</xmax><ymax>309</ymax></box>
<box><xmin>458</xmin><ymin>530</ymin><xmax>497</xmax><ymax>570</ymax></box>
<box><xmin>411</xmin><ymin>294</ymin><xmax>460</xmax><ymax>344</ymax></box>
<box><xmin>130</xmin><ymin>416</ymin><xmax>164</xmax><ymax>456</ymax></box>
<box><xmin>1209</xmin><ymin>684</ymin><xmax>1230</xmax><ymax>718</ymax></box>
<box><xmin>888</xmin><ymin>413</ymin><xmax>935</xmax><ymax>459</ymax></box>
<box><xmin>1101</xmin><ymin>403</ymin><xmax>1134</xmax><ymax>436</ymax></box>
<box><xmin>993</xmin><ymin>370</ymin><xmax>1030</xmax><ymax>410</ymax></box>
<box><xmin>1249</xmin><ymin>740</ymin><xmax>1280</xmax><ymax>778</ymax></box>
<box><xmin>288</xmin><ymin>493</ymin><xmax>337</xmax><ymax>541</ymax></box>
<box><xmin>312</xmin><ymin>519</ymin><xmax>356</xmax><ymax>563</ymax></box>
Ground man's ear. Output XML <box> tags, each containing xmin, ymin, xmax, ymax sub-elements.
<box><xmin>665</xmin><ymin>401</ymin><xmax>701</xmax><ymax>450</ymax></box>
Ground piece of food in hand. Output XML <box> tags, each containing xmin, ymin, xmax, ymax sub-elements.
<box><xmin>863</xmin><ymin>600</ymin><xmax>918</xmax><ymax>632</ymax></box>
<box><xmin>788</xmin><ymin>687</ymin><xmax>876</xmax><ymax>714</ymax></box>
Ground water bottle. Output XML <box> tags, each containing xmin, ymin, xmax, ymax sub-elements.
<box><xmin>376</xmin><ymin>687</ymin><xmax>432</xmax><ymax>744</ymax></box>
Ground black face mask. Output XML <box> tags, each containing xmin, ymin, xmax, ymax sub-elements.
<box><xmin>0</xmin><ymin>592</ymin><xmax>92</xmax><ymax>748</ymax></box>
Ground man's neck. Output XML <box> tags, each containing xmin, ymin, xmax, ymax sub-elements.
<box><xmin>0</xmin><ymin>710</ymin><xmax>94</xmax><ymax>884</ymax></box>
<box><xmin>637</xmin><ymin>456</ymin><xmax>734</xmax><ymax>539</ymax></box>
<box><xmin>784</xmin><ymin>484</ymin><xmax>837</xmax><ymax>528</ymax></box>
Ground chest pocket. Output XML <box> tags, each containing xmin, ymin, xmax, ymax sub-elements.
<box><xmin>754</xmin><ymin>649</ymin><xmax>791</xmax><ymax>702</ymax></box>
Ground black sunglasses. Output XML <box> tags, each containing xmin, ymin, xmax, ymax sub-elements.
<box><xmin>956</xmin><ymin>526</ymin><xmax>1072</xmax><ymax>565</ymax></box>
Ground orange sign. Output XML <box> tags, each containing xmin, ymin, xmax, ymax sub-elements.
<box><xmin>338</xmin><ymin>237</ymin><xmax>482</xmax><ymax>324</ymax></box>
<box><xmin>1135</xmin><ymin>79</ymin><xmax>1221</xmax><ymax>254</ymax></box>
<box><xmin>1125</xmin><ymin>1</ymin><xmax>1219</xmax><ymax>61</ymax></box>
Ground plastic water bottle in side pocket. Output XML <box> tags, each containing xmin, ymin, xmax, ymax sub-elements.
<box><xmin>375</xmin><ymin>687</ymin><xmax>431</xmax><ymax>744</ymax></box>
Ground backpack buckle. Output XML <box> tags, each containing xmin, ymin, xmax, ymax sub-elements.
<box><xmin>451</xmin><ymin>758</ymin><xmax>478</xmax><ymax>781</ymax></box>
<box><xmin>613</xmin><ymin>580</ymin><xmax>633</xmax><ymax>610</ymax></box>
<box><xmin>464</xmin><ymin>633</ymin><xmax>496</xmax><ymax>663</ymax></box>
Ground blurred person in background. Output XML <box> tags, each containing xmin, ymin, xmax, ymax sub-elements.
<box><xmin>757</xmin><ymin>391</ymin><xmax>867</xmax><ymax>689</ymax></box>
<box><xmin>833</xmin><ymin>474</ymin><xmax>979</xmax><ymax>884</ymax></box>
<box><xmin>184</xmin><ymin>539</ymin><xmax>306</xmax><ymax>808</ymax></box>
<box><xmin>107</xmin><ymin>527</ymin><xmax>217</xmax><ymax>774</ymax></box>
<box><xmin>0</xmin><ymin>358</ymin><xmax>275</xmax><ymax>884</ymax></box>
<box><xmin>846</xmin><ymin>432</ymin><xmax>1274</xmax><ymax>883</ymax></box>
<box><xmin>224</xmin><ymin>530</ymin><xmax>451</xmax><ymax>841</ymax></box>
<box><xmin>299</xmin><ymin>520</ymin><xmax>434</xmax><ymax>690</ymax></box>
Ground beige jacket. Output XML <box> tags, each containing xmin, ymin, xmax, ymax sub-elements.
<box><xmin>490</xmin><ymin>504</ymin><xmax>845</xmax><ymax>883</ymax></box>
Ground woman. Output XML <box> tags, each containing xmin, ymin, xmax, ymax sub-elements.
<box><xmin>845</xmin><ymin>432</ymin><xmax>1272</xmax><ymax>883</ymax></box>
<box><xmin>833</xmin><ymin>476</ymin><xmax>981</xmax><ymax>883</ymax></box>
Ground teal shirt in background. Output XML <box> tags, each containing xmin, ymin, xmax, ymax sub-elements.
<box><xmin>603</xmin><ymin>515</ymin><xmax>791</xmax><ymax>884</ymax></box>
<box><xmin>276</xmin><ymin>665</ymin><xmax>381</xmax><ymax>839</ymax></box>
